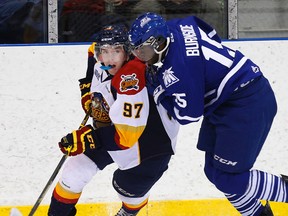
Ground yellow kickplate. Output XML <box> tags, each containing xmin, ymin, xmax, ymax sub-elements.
<box><xmin>2</xmin><ymin>199</ymin><xmax>288</xmax><ymax>216</ymax></box>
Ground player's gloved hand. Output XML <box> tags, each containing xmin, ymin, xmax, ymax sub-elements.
<box><xmin>81</xmin><ymin>92</ymin><xmax>91</xmax><ymax>114</ymax></box>
<box><xmin>145</xmin><ymin>65</ymin><xmax>165</xmax><ymax>105</ymax></box>
<box><xmin>91</xmin><ymin>92</ymin><xmax>112</xmax><ymax>128</ymax></box>
<box><xmin>145</xmin><ymin>65</ymin><xmax>159</xmax><ymax>95</ymax></box>
<box><xmin>59</xmin><ymin>125</ymin><xmax>96</xmax><ymax>156</ymax></box>
<box><xmin>79</xmin><ymin>78</ymin><xmax>92</xmax><ymax>114</ymax></box>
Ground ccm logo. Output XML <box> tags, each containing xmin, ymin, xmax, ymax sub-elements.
<box><xmin>214</xmin><ymin>154</ymin><xmax>238</xmax><ymax>166</ymax></box>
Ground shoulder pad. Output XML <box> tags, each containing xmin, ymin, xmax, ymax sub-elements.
<box><xmin>88</xmin><ymin>42</ymin><xmax>96</xmax><ymax>57</ymax></box>
<box><xmin>112</xmin><ymin>59</ymin><xmax>146</xmax><ymax>95</ymax></box>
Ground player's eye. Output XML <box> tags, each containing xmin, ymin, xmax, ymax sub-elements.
<box><xmin>100</xmin><ymin>49</ymin><xmax>109</xmax><ymax>54</ymax></box>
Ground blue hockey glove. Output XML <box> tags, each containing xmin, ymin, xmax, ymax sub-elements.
<box><xmin>145</xmin><ymin>66</ymin><xmax>165</xmax><ymax>104</ymax></box>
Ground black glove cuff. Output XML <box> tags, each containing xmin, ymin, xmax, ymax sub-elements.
<box><xmin>79</xmin><ymin>78</ymin><xmax>91</xmax><ymax>96</ymax></box>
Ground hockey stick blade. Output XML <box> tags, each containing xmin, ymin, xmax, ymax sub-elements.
<box><xmin>10</xmin><ymin>109</ymin><xmax>91</xmax><ymax>216</ymax></box>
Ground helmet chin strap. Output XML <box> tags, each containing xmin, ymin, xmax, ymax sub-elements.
<box><xmin>154</xmin><ymin>37</ymin><xmax>170</xmax><ymax>63</ymax></box>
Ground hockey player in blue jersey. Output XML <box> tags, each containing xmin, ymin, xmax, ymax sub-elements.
<box><xmin>128</xmin><ymin>12</ymin><xmax>288</xmax><ymax>216</ymax></box>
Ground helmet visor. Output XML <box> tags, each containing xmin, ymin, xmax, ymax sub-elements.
<box><xmin>95</xmin><ymin>44</ymin><xmax>126</xmax><ymax>61</ymax></box>
<box><xmin>131</xmin><ymin>36</ymin><xmax>168</xmax><ymax>62</ymax></box>
<box><xmin>131</xmin><ymin>44</ymin><xmax>156</xmax><ymax>62</ymax></box>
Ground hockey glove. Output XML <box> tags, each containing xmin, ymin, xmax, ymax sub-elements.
<box><xmin>79</xmin><ymin>78</ymin><xmax>92</xmax><ymax>114</ymax></box>
<box><xmin>91</xmin><ymin>92</ymin><xmax>112</xmax><ymax>128</ymax></box>
<box><xmin>145</xmin><ymin>65</ymin><xmax>159</xmax><ymax>96</ymax></box>
<box><xmin>145</xmin><ymin>66</ymin><xmax>165</xmax><ymax>105</ymax></box>
<box><xmin>59</xmin><ymin>125</ymin><xmax>96</xmax><ymax>156</ymax></box>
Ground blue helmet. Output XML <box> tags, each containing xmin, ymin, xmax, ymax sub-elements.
<box><xmin>128</xmin><ymin>12</ymin><xmax>170</xmax><ymax>47</ymax></box>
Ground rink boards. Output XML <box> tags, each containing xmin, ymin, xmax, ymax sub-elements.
<box><xmin>1</xmin><ymin>199</ymin><xmax>288</xmax><ymax>215</ymax></box>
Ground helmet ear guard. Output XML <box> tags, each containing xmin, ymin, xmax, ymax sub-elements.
<box><xmin>154</xmin><ymin>36</ymin><xmax>170</xmax><ymax>64</ymax></box>
<box><xmin>153</xmin><ymin>36</ymin><xmax>170</xmax><ymax>54</ymax></box>
<box><xmin>146</xmin><ymin>35</ymin><xmax>167</xmax><ymax>52</ymax></box>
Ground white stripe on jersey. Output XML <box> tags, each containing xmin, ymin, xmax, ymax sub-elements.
<box><xmin>204</xmin><ymin>56</ymin><xmax>248</xmax><ymax>108</ymax></box>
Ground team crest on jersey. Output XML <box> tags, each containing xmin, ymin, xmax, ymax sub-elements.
<box><xmin>162</xmin><ymin>67</ymin><xmax>179</xmax><ymax>88</ymax></box>
<box><xmin>120</xmin><ymin>73</ymin><xmax>139</xmax><ymax>92</ymax></box>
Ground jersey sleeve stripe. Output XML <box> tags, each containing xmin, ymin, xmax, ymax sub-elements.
<box><xmin>114</xmin><ymin>123</ymin><xmax>145</xmax><ymax>149</ymax></box>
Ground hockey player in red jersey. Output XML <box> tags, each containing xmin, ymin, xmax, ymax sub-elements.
<box><xmin>47</xmin><ymin>24</ymin><xmax>179</xmax><ymax>216</ymax></box>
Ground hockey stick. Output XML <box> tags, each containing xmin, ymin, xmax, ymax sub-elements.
<box><xmin>10</xmin><ymin>108</ymin><xmax>91</xmax><ymax>216</ymax></box>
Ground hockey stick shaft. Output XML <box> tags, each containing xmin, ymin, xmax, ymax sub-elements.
<box><xmin>28</xmin><ymin>109</ymin><xmax>91</xmax><ymax>216</ymax></box>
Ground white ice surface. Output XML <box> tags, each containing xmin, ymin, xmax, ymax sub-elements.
<box><xmin>1</xmin><ymin>41</ymin><xmax>288</xmax><ymax>206</ymax></box>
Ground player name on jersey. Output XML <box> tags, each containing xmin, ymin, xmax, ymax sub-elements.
<box><xmin>180</xmin><ymin>24</ymin><xmax>200</xmax><ymax>57</ymax></box>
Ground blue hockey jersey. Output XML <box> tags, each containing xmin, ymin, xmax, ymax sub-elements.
<box><xmin>152</xmin><ymin>16</ymin><xmax>263</xmax><ymax>125</ymax></box>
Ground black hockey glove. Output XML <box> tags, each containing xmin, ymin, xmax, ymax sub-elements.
<box><xmin>79</xmin><ymin>78</ymin><xmax>92</xmax><ymax>115</ymax></box>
